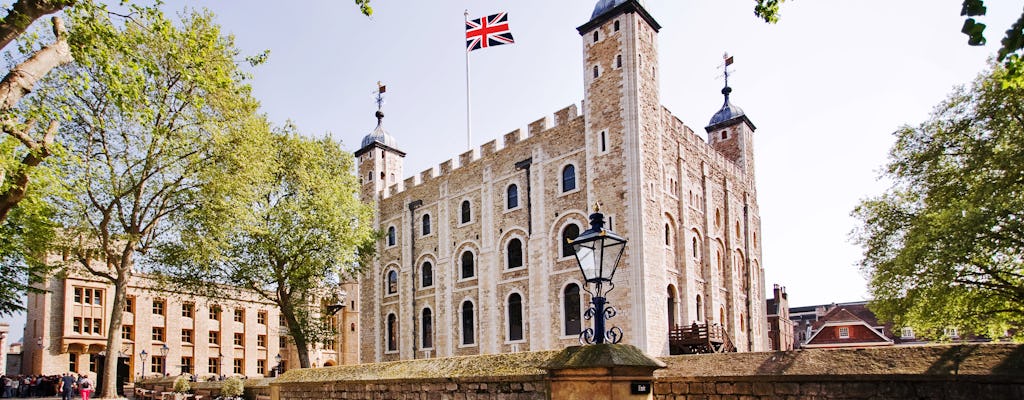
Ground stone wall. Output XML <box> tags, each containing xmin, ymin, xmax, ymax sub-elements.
<box><xmin>267</xmin><ymin>344</ymin><xmax>1024</xmax><ymax>400</ymax></box>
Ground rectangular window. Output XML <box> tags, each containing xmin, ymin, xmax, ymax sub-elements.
<box><xmin>89</xmin><ymin>354</ymin><xmax>97</xmax><ymax>372</ymax></box>
<box><xmin>181</xmin><ymin>357</ymin><xmax>193</xmax><ymax>374</ymax></box>
<box><xmin>839</xmin><ymin>327</ymin><xmax>850</xmax><ymax>338</ymax></box>
<box><xmin>93</xmin><ymin>289</ymin><xmax>102</xmax><ymax>305</ymax></box>
<box><xmin>153</xmin><ymin>299</ymin><xmax>165</xmax><ymax>316</ymax></box>
<box><xmin>233</xmin><ymin>332</ymin><xmax>244</xmax><ymax>346</ymax></box>
<box><xmin>257</xmin><ymin>311</ymin><xmax>267</xmax><ymax>325</ymax></box>
<box><xmin>121</xmin><ymin>325</ymin><xmax>133</xmax><ymax>341</ymax></box>
<box><xmin>182</xmin><ymin>303</ymin><xmax>194</xmax><ymax>318</ymax></box>
<box><xmin>234</xmin><ymin>309</ymin><xmax>244</xmax><ymax>322</ymax></box>
<box><xmin>181</xmin><ymin>329</ymin><xmax>194</xmax><ymax>344</ymax></box>
<box><xmin>257</xmin><ymin>335</ymin><xmax>266</xmax><ymax>348</ymax></box>
<box><xmin>83</xmin><ymin>318</ymin><xmax>91</xmax><ymax>335</ymax></box>
<box><xmin>69</xmin><ymin>353</ymin><xmax>77</xmax><ymax>372</ymax></box>
<box><xmin>84</xmin><ymin>288</ymin><xmax>92</xmax><ymax>304</ymax></box>
<box><xmin>92</xmin><ymin>318</ymin><xmax>101</xmax><ymax>334</ymax></box>
<box><xmin>279</xmin><ymin>315</ymin><xmax>286</xmax><ymax>327</ymax></box>
<box><xmin>124</xmin><ymin>296</ymin><xmax>135</xmax><ymax>313</ymax></box>
<box><xmin>233</xmin><ymin>358</ymin><xmax>243</xmax><ymax>374</ymax></box>
<box><xmin>74</xmin><ymin>288</ymin><xmax>82</xmax><ymax>303</ymax></box>
<box><xmin>152</xmin><ymin>327</ymin><xmax>165</xmax><ymax>342</ymax></box>
<box><xmin>151</xmin><ymin>356</ymin><xmax>164</xmax><ymax>374</ymax></box>
<box><xmin>72</xmin><ymin>318</ymin><xmax>81</xmax><ymax>334</ymax></box>
<box><xmin>209</xmin><ymin>331</ymin><xmax>220</xmax><ymax>345</ymax></box>
<box><xmin>208</xmin><ymin>358</ymin><xmax>220</xmax><ymax>374</ymax></box>
<box><xmin>256</xmin><ymin>359</ymin><xmax>266</xmax><ymax>375</ymax></box>
<box><xmin>210</xmin><ymin>305</ymin><xmax>220</xmax><ymax>320</ymax></box>
<box><xmin>279</xmin><ymin>336</ymin><xmax>286</xmax><ymax>348</ymax></box>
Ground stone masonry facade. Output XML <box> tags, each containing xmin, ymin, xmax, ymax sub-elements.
<box><xmin>357</xmin><ymin>0</ymin><xmax>767</xmax><ymax>362</ymax></box>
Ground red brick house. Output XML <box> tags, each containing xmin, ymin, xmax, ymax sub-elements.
<box><xmin>801</xmin><ymin>305</ymin><xmax>893</xmax><ymax>349</ymax></box>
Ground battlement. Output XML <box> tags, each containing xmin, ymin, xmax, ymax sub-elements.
<box><xmin>379</xmin><ymin>103</ymin><xmax>582</xmax><ymax>200</ymax></box>
<box><xmin>661</xmin><ymin>105</ymin><xmax>751</xmax><ymax>186</ymax></box>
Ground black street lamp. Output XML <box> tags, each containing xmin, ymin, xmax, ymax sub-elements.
<box><xmin>274</xmin><ymin>353</ymin><xmax>283</xmax><ymax>376</ymax></box>
<box><xmin>567</xmin><ymin>204</ymin><xmax>627</xmax><ymax>344</ymax></box>
<box><xmin>140</xmin><ymin>350</ymin><xmax>148</xmax><ymax>378</ymax></box>
<box><xmin>159</xmin><ymin>344</ymin><xmax>169</xmax><ymax>376</ymax></box>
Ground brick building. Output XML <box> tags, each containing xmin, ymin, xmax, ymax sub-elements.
<box><xmin>357</xmin><ymin>0</ymin><xmax>768</xmax><ymax>362</ymax></box>
<box><xmin>20</xmin><ymin>266</ymin><xmax>360</xmax><ymax>384</ymax></box>
<box><xmin>766</xmin><ymin>285</ymin><xmax>794</xmax><ymax>351</ymax></box>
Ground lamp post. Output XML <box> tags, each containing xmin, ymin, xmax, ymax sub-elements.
<box><xmin>159</xmin><ymin>344</ymin><xmax>169</xmax><ymax>376</ymax></box>
<box><xmin>567</xmin><ymin>204</ymin><xmax>627</xmax><ymax>344</ymax></box>
<box><xmin>140</xmin><ymin>350</ymin><xmax>148</xmax><ymax>378</ymax></box>
<box><xmin>274</xmin><ymin>353</ymin><xmax>283</xmax><ymax>376</ymax></box>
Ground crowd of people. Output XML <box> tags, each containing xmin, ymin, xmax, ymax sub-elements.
<box><xmin>0</xmin><ymin>374</ymin><xmax>92</xmax><ymax>399</ymax></box>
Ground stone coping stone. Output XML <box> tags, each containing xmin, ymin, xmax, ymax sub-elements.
<box><xmin>541</xmin><ymin>344</ymin><xmax>666</xmax><ymax>370</ymax></box>
<box><xmin>138</xmin><ymin>377</ymin><xmax>272</xmax><ymax>389</ymax></box>
<box><xmin>274</xmin><ymin>350</ymin><xmax>561</xmax><ymax>383</ymax></box>
<box><xmin>656</xmin><ymin>344</ymin><xmax>1024</xmax><ymax>378</ymax></box>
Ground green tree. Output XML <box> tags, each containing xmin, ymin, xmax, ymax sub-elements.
<box><xmin>753</xmin><ymin>0</ymin><xmax>1024</xmax><ymax>87</ymax></box>
<box><xmin>0</xmin><ymin>0</ymin><xmax>76</xmax><ymax>316</ymax></box>
<box><xmin>853</xmin><ymin>62</ymin><xmax>1024</xmax><ymax>341</ymax></box>
<box><xmin>159</xmin><ymin>126</ymin><xmax>377</xmax><ymax>369</ymax></box>
<box><xmin>28</xmin><ymin>3</ymin><xmax>266</xmax><ymax>396</ymax></box>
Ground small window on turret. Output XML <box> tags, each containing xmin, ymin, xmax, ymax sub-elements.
<box><xmin>616</xmin><ymin>54</ymin><xmax>622</xmax><ymax>69</ymax></box>
<box><xmin>614</xmin><ymin>20</ymin><xmax>620</xmax><ymax>32</ymax></box>
<box><xmin>721</xmin><ymin>131</ymin><xmax>728</xmax><ymax>140</ymax></box>
<box><xmin>593</xmin><ymin>31</ymin><xmax>599</xmax><ymax>42</ymax></box>
<box><xmin>380</xmin><ymin>172</ymin><xmax>385</xmax><ymax>180</ymax></box>
<box><xmin>593</xmin><ymin>65</ymin><xmax>599</xmax><ymax>79</ymax></box>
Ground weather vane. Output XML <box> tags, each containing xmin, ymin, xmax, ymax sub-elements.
<box><xmin>374</xmin><ymin>81</ymin><xmax>386</xmax><ymax>111</ymax></box>
<box><xmin>720</xmin><ymin>52</ymin><xmax>735</xmax><ymax>88</ymax></box>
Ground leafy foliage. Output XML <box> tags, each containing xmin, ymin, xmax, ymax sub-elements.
<box><xmin>158</xmin><ymin>125</ymin><xmax>377</xmax><ymax>368</ymax></box>
<box><xmin>853</xmin><ymin>62</ymin><xmax>1024</xmax><ymax>341</ymax></box>
<box><xmin>172</xmin><ymin>376</ymin><xmax>191</xmax><ymax>393</ymax></box>
<box><xmin>753</xmin><ymin>0</ymin><xmax>1024</xmax><ymax>87</ymax></box>
<box><xmin>25</xmin><ymin>3</ymin><xmax>268</xmax><ymax>396</ymax></box>
<box><xmin>354</xmin><ymin>0</ymin><xmax>373</xmax><ymax>17</ymax></box>
<box><xmin>220</xmin><ymin>376</ymin><xmax>243</xmax><ymax>397</ymax></box>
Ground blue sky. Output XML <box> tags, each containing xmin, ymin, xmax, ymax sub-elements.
<box><xmin>4</xmin><ymin>0</ymin><xmax>1021</xmax><ymax>341</ymax></box>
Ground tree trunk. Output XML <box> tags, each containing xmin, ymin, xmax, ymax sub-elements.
<box><xmin>99</xmin><ymin>259</ymin><xmax>130</xmax><ymax>399</ymax></box>
<box><xmin>279</xmin><ymin>300</ymin><xmax>311</xmax><ymax>369</ymax></box>
<box><xmin>0</xmin><ymin>0</ymin><xmax>73</xmax><ymax>53</ymax></box>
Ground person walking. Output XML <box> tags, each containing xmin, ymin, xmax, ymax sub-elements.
<box><xmin>58</xmin><ymin>373</ymin><xmax>75</xmax><ymax>400</ymax></box>
<box><xmin>77</xmin><ymin>375</ymin><xmax>93</xmax><ymax>400</ymax></box>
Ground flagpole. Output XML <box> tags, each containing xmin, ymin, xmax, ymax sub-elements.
<box><xmin>465</xmin><ymin>9</ymin><xmax>472</xmax><ymax>151</ymax></box>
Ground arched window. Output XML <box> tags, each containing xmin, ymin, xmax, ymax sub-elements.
<box><xmin>386</xmin><ymin>313</ymin><xmax>397</xmax><ymax>352</ymax></box>
<box><xmin>421</xmin><ymin>262</ymin><xmax>433</xmax><ymax>288</ymax></box>
<box><xmin>564</xmin><ymin>283</ymin><xmax>582</xmax><ymax>336</ymax></box>
<box><xmin>667</xmin><ymin>285</ymin><xmax>677</xmax><ymax>329</ymax></box>
<box><xmin>461</xmin><ymin>200</ymin><xmax>471</xmax><ymax>223</ymax></box>
<box><xmin>461</xmin><ymin>301</ymin><xmax>475</xmax><ymax>345</ymax></box>
<box><xmin>508</xmin><ymin>293</ymin><xmax>524</xmax><ymax>341</ymax></box>
<box><xmin>616</xmin><ymin>54</ymin><xmax>622</xmax><ymax>68</ymax></box>
<box><xmin>461</xmin><ymin>251</ymin><xmax>475</xmax><ymax>279</ymax></box>
<box><xmin>386</xmin><ymin>270</ymin><xmax>398</xmax><ymax>295</ymax></box>
<box><xmin>387</xmin><ymin>226</ymin><xmax>396</xmax><ymax>246</ymax></box>
<box><xmin>695</xmin><ymin>295</ymin><xmax>703</xmax><ymax>321</ymax></box>
<box><xmin>736</xmin><ymin>221</ymin><xmax>741</xmax><ymax>238</ymax></box>
<box><xmin>421</xmin><ymin>308</ymin><xmax>433</xmax><ymax>349</ymax></box>
<box><xmin>692</xmin><ymin>237</ymin><xmax>699</xmax><ymax>258</ymax></box>
<box><xmin>592</xmin><ymin>65</ymin><xmax>599</xmax><ymax>79</ymax></box>
<box><xmin>507</xmin><ymin>238</ymin><xmax>523</xmax><ymax>269</ymax></box>
<box><xmin>720</xmin><ymin>307</ymin><xmax>726</xmax><ymax>327</ymax></box>
<box><xmin>507</xmin><ymin>184</ymin><xmax>519</xmax><ymax>209</ymax></box>
<box><xmin>422</xmin><ymin>214</ymin><xmax>431</xmax><ymax>236</ymax></box>
<box><xmin>613</xmin><ymin>20</ymin><xmax>620</xmax><ymax>31</ymax></box>
<box><xmin>561</xmin><ymin>224</ymin><xmax>580</xmax><ymax>258</ymax></box>
<box><xmin>562</xmin><ymin>165</ymin><xmax>576</xmax><ymax>192</ymax></box>
<box><xmin>664</xmin><ymin>223</ymin><xmax>671</xmax><ymax>245</ymax></box>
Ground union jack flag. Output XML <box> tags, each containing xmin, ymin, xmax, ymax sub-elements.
<box><xmin>466</xmin><ymin>12</ymin><xmax>515</xmax><ymax>52</ymax></box>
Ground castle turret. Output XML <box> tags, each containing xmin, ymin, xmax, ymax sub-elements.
<box><xmin>355</xmin><ymin>83</ymin><xmax>405</xmax><ymax>202</ymax></box>
<box><xmin>705</xmin><ymin>59</ymin><xmax>756</xmax><ymax>178</ymax></box>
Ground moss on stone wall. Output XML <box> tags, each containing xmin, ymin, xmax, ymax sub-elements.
<box><xmin>274</xmin><ymin>349</ymin><xmax>561</xmax><ymax>383</ymax></box>
<box><xmin>656</xmin><ymin>344</ymin><xmax>1024</xmax><ymax>378</ymax></box>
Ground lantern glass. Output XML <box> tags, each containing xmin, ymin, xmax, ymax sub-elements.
<box><xmin>572</xmin><ymin>234</ymin><xmax>626</xmax><ymax>283</ymax></box>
